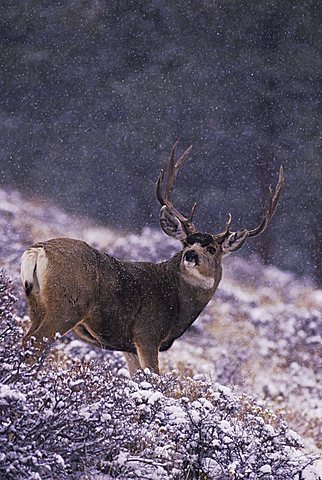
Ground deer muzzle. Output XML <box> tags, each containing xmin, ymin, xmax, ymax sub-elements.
<box><xmin>184</xmin><ymin>250</ymin><xmax>199</xmax><ymax>266</ymax></box>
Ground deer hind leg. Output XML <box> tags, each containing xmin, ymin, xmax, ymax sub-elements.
<box><xmin>22</xmin><ymin>294</ymin><xmax>46</xmax><ymax>348</ymax></box>
<box><xmin>25</xmin><ymin>308</ymin><xmax>83</xmax><ymax>361</ymax></box>
<box><xmin>123</xmin><ymin>352</ymin><xmax>141</xmax><ymax>376</ymax></box>
<box><xmin>135</xmin><ymin>343</ymin><xmax>160</xmax><ymax>374</ymax></box>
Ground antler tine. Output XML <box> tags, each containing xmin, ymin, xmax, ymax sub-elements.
<box><xmin>156</xmin><ymin>160</ymin><xmax>187</xmax><ymax>224</ymax></box>
<box><xmin>188</xmin><ymin>202</ymin><xmax>197</xmax><ymax>223</ymax></box>
<box><xmin>176</xmin><ymin>144</ymin><xmax>193</xmax><ymax>169</ymax></box>
<box><xmin>156</xmin><ymin>168</ymin><xmax>166</xmax><ymax>206</ymax></box>
<box><xmin>225</xmin><ymin>213</ymin><xmax>232</xmax><ymax>231</ymax></box>
<box><xmin>156</xmin><ymin>142</ymin><xmax>197</xmax><ymax>234</ymax></box>
<box><xmin>166</xmin><ymin>143</ymin><xmax>193</xmax><ymax>202</ymax></box>
<box><xmin>165</xmin><ymin>140</ymin><xmax>179</xmax><ymax>202</ymax></box>
<box><xmin>213</xmin><ymin>213</ymin><xmax>232</xmax><ymax>242</ymax></box>
<box><xmin>247</xmin><ymin>165</ymin><xmax>284</xmax><ymax>238</ymax></box>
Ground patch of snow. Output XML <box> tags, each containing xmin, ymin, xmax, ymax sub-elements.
<box><xmin>0</xmin><ymin>383</ymin><xmax>26</xmax><ymax>401</ymax></box>
<box><xmin>259</xmin><ymin>464</ymin><xmax>272</xmax><ymax>474</ymax></box>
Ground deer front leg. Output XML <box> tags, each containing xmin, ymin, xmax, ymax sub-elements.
<box><xmin>123</xmin><ymin>352</ymin><xmax>141</xmax><ymax>376</ymax></box>
<box><xmin>135</xmin><ymin>343</ymin><xmax>160</xmax><ymax>374</ymax></box>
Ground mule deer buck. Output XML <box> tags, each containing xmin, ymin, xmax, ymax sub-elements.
<box><xmin>21</xmin><ymin>142</ymin><xmax>284</xmax><ymax>374</ymax></box>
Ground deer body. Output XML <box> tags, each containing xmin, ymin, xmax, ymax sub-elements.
<box><xmin>21</xmin><ymin>142</ymin><xmax>284</xmax><ymax>374</ymax></box>
<box><xmin>21</xmin><ymin>237</ymin><xmax>221</xmax><ymax>373</ymax></box>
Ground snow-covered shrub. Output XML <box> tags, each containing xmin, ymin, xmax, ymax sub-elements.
<box><xmin>0</xmin><ymin>270</ymin><xmax>23</xmax><ymax>383</ymax></box>
<box><xmin>0</xmin><ymin>362</ymin><xmax>318</xmax><ymax>479</ymax></box>
<box><xmin>0</xmin><ymin>270</ymin><xmax>17</xmax><ymax>322</ymax></box>
<box><xmin>0</xmin><ymin>272</ymin><xmax>318</xmax><ymax>480</ymax></box>
<box><xmin>0</xmin><ymin>205</ymin><xmax>320</xmax><ymax>480</ymax></box>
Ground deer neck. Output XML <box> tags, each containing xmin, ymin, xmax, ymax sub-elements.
<box><xmin>162</xmin><ymin>252</ymin><xmax>221</xmax><ymax>303</ymax></box>
<box><xmin>157</xmin><ymin>253</ymin><xmax>220</xmax><ymax>337</ymax></box>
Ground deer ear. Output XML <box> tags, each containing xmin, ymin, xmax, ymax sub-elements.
<box><xmin>160</xmin><ymin>206</ymin><xmax>187</xmax><ymax>241</ymax></box>
<box><xmin>222</xmin><ymin>230</ymin><xmax>249</xmax><ymax>254</ymax></box>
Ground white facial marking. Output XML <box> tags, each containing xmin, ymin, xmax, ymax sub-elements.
<box><xmin>181</xmin><ymin>264</ymin><xmax>215</xmax><ymax>290</ymax></box>
<box><xmin>184</xmin><ymin>259</ymin><xmax>196</xmax><ymax>268</ymax></box>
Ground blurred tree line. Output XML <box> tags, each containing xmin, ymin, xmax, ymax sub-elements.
<box><xmin>0</xmin><ymin>0</ymin><xmax>321</xmax><ymax>284</ymax></box>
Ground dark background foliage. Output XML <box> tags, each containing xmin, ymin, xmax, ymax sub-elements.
<box><xmin>0</xmin><ymin>0</ymin><xmax>321</xmax><ymax>283</ymax></box>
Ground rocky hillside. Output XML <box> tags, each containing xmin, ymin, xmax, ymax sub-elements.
<box><xmin>0</xmin><ymin>188</ymin><xmax>321</xmax><ymax>479</ymax></box>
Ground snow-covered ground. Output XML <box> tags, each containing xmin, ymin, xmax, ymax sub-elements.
<box><xmin>0</xmin><ymin>188</ymin><xmax>321</xmax><ymax>479</ymax></box>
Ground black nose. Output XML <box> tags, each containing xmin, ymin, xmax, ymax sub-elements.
<box><xmin>185</xmin><ymin>250</ymin><xmax>199</xmax><ymax>264</ymax></box>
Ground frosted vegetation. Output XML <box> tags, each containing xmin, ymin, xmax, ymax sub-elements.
<box><xmin>0</xmin><ymin>189</ymin><xmax>321</xmax><ymax>479</ymax></box>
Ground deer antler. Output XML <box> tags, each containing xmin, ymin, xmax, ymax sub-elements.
<box><xmin>214</xmin><ymin>166</ymin><xmax>284</xmax><ymax>247</ymax></box>
<box><xmin>157</xmin><ymin>141</ymin><xmax>198</xmax><ymax>235</ymax></box>
<box><xmin>247</xmin><ymin>165</ymin><xmax>284</xmax><ymax>237</ymax></box>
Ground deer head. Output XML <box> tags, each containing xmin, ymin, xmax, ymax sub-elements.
<box><xmin>157</xmin><ymin>141</ymin><xmax>284</xmax><ymax>288</ymax></box>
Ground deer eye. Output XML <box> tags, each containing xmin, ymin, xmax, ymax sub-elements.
<box><xmin>207</xmin><ymin>246</ymin><xmax>216</xmax><ymax>255</ymax></box>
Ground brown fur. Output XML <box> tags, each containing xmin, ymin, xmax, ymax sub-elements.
<box><xmin>21</xmin><ymin>237</ymin><xmax>223</xmax><ymax>374</ymax></box>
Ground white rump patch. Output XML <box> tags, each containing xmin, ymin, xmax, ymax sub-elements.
<box><xmin>21</xmin><ymin>246</ymin><xmax>48</xmax><ymax>291</ymax></box>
